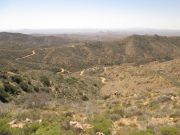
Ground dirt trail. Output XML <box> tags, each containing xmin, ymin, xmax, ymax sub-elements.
<box><xmin>16</xmin><ymin>50</ymin><xmax>36</xmax><ymax>60</ymax></box>
<box><xmin>79</xmin><ymin>67</ymin><xmax>107</xmax><ymax>83</ymax></box>
<box><xmin>100</xmin><ymin>77</ymin><xmax>106</xmax><ymax>84</ymax></box>
<box><xmin>80</xmin><ymin>70</ymin><xmax>85</xmax><ymax>76</ymax></box>
<box><xmin>60</xmin><ymin>68</ymin><xmax>65</xmax><ymax>73</ymax></box>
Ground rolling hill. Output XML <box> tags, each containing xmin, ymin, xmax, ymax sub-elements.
<box><xmin>0</xmin><ymin>33</ymin><xmax>180</xmax><ymax>71</ymax></box>
<box><xmin>0</xmin><ymin>32</ymin><xmax>180</xmax><ymax>135</ymax></box>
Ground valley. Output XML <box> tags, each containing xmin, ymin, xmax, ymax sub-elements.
<box><xmin>0</xmin><ymin>32</ymin><xmax>179</xmax><ymax>135</ymax></box>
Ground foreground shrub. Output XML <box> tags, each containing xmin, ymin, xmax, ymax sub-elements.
<box><xmin>0</xmin><ymin>131</ymin><xmax>11</xmax><ymax>135</ymax></box>
<box><xmin>0</xmin><ymin>118</ymin><xmax>9</xmax><ymax>134</ymax></box>
<box><xmin>11</xmin><ymin>75</ymin><xmax>23</xmax><ymax>84</ymax></box>
<box><xmin>40</xmin><ymin>76</ymin><xmax>51</xmax><ymax>87</ymax></box>
<box><xmin>0</xmin><ymin>85</ymin><xmax>9</xmax><ymax>103</ymax></box>
<box><xmin>90</xmin><ymin>114</ymin><xmax>112</xmax><ymax>135</ymax></box>
<box><xmin>23</xmin><ymin>92</ymin><xmax>51</xmax><ymax>109</ymax></box>
<box><xmin>64</xmin><ymin>77</ymin><xmax>78</xmax><ymax>85</ymax></box>
<box><xmin>16</xmin><ymin>109</ymin><xmax>41</xmax><ymax>121</ymax></box>
<box><xmin>129</xmin><ymin>130</ymin><xmax>154</xmax><ymax>135</ymax></box>
<box><xmin>160</xmin><ymin>126</ymin><xmax>180</xmax><ymax>135</ymax></box>
<box><xmin>3</xmin><ymin>82</ymin><xmax>18</xmax><ymax>95</ymax></box>
<box><xmin>20</xmin><ymin>82</ymin><xmax>32</xmax><ymax>92</ymax></box>
<box><xmin>23</xmin><ymin>122</ymin><xmax>41</xmax><ymax>135</ymax></box>
<box><xmin>35</xmin><ymin>122</ymin><xmax>62</xmax><ymax>135</ymax></box>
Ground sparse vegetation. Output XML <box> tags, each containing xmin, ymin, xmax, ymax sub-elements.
<box><xmin>40</xmin><ymin>76</ymin><xmax>51</xmax><ymax>87</ymax></box>
<box><xmin>160</xmin><ymin>127</ymin><xmax>180</xmax><ymax>135</ymax></box>
<box><xmin>0</xmin><ymin>33</ymin><xmax>180</xmax><ymax>135</ymax></box>
<box><xmin>129</xmin><ymin>130</ymin><xmax>154</xmax><ymax>135</ymax></box>
<box><xmin>90</xmin><ymin>114</ymin><xmax>113</xmax><ymax>135</ymax></box>
<box><xmin>11</xmin><ymin>75</ymin><xmax>23</xmax><ymax>84</ymax></box>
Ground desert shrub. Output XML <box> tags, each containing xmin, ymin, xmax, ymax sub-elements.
<box><xmin>0</xmin><ymin>72</ymin><xmax>8</xmax><ymax>79</ymax></box>
<box><xmin>0</xmin><ymin>131</ymin><xmax>11</xmax><ymax>135</ymax></box>
<box><xmin>129</xmin><ymin>130</ymin><xmax>154</xmax><ymax>135</ymax></box>
<box><xmin>81</xmin><ymin>94</ymin><xmax>89</xmax><ymax>101</ymax></box>
<box><xmin>19</xmin><ymin>82</ymin><xmax>32</xmax><ymax>92</ymax></box>
<box><xmin>11</xmin><ymin>75</ymin><xmax>23</xmax><ymax>84</ymax></box>
<box><xmin>124</xmin><ymin>106</ymin><xmax>142</xmax><ymax>117</ymax></box>
<box><xmin>160</xmin><ymin>127</ymin><xmax>180</xmax><ymax>135</ymax></box>
<box><xmin>56</xmin><ymin>74</ymin><xmax>64</xmax><ymax>82</ymax></box>
<box><xmin>9</xmin><ymin>68</ymin><xmax>18</xmax><ymax>73</ymax></box>
<box><xmin>33</xmin><ymin>86</ymin><xmax>40</xmax><ymax>92</ymax></box>
<box><xmin>23</xmin><ymin>122</ymin><xmax>40</xmax><ymax>135</ymax></box>
<box><xmin>16</xmin><ymin>109</ymin><xmax>41</xmax><ymax>121</ymax></box>
<box><xmin>107</xmin><ymin>103</ymin><xmax>124</xmax><ymax>120</ymax></box>
<box><xmin>0</xmin><ymin>67</ymin><xmax>7</xmax><ymax>72</ymax></box>
<box><xmin>23</xmin><ymin>92</ymin><xmax>51</xmax><ymax>109</ymax></box>
<box><xmin>39</xmin><ymin>87</ymin><xmax>51</xmax><ymax>93</ymax></box>
<box><xmin>0</xmin><ymin>93</ymin><xmax>8</xmax><ymax>103</ymax></box>
<box><xmin>109</xmin><ymin>113</ymin><xmax>121</xmax><ymax>121</ymax></box>
<box><xmin>149</xmin><ymin>101</ymin><xmax>160</xmax><ymax>110</ymax></box>
<box><xmin>40</xmin><ymin>76</ymin><xmax>51</xmax><ymax>87</ymax></box>
<box><xmin>64</xmin><ymin>77</ymin><xmax>78</xmax><ymax>85</ymax></box>
<box><xmin>111</xmin><ymin>104</ymin><xmax>124</xmax><ymax>114</ymax></box>
<box><xmin>0</xmin><ymin>103</ymin><xmax>14</xmax><ymax>115</ymax></box>
<box><xmin>90</xmin><ymin>114</ymin><xmax>112</xmax><ymax>135</ymax></box>
<box><xmin>3</xmin><ymin>82</ymin><xmax>18</xmax><ymax>95</ymax></box>
<box><xmin>0</xmin><ymin>85</ymin><xmax>9</xmax><ymax>103</ymax></box>
<box><xmin>0</xmin><ymin>118</ymin><xmax>9</xmax><ymax>133</ymax></box>
<box><xmin>61</xmin><ymin>120</ymin><xmax>71</xmax><ymax>131</ymax></box>
<box><xmin>103</xmin><ymin>95</ymin><xmax>111</xmax><ymax>100</ymax></box>
<box><xmin>35</xmin><ymin>122</ymin><xmax>62</xmax><ymax>135</ymax></box>
<box><xmin>0</xmin><ymin>117</ymin><xmax>31</xmax><ymax>135</ymax></box>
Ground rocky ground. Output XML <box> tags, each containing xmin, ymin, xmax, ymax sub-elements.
<box><xmin>0</xmin><ymin>59</ymin><xmax>179</xmax><ymax>135</ymax></box>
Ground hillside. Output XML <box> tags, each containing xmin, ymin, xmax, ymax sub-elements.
<box><xmin>0</xmin><ymin>33</ymin><xmax>180</xmax><ymax>71</ymax></box>
<box><xmin>0</xmin><ymin>32</ymin><xmax>180</xmax><ymax>135</ymax></box>
<box><xmin>0</xmin><ymin>59</ymin><xmax>179</xmax><ymax>135</ymax></box>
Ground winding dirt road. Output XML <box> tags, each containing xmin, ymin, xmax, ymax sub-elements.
<box><xmin>80</xmin><ymin>70</ymin><xmax>85</xmax><ymax>76</ymax></box>
<box><xmin>100</xmin><ymin>77</ymin><xmax>106</xmax><ymax>84</ymax></box>
<box><xmin>16</xmin><ymin>50</ymin><xmax>36</xmax><ymax>60</ymax></box>
<box><xmin>79</xmin><ymin>68</ymin><xmax>107</xmax><ymax>84</ymax></box>
<box><xmin>60</xmin><ymin>68</ymin><xmax>65</xmax><ymax>73</ymax></box>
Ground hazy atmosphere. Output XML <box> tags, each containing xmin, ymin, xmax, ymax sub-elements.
<box><xmin>0</xmin><ymin>0</ymin><xmax>180</xmax><ymax>30</ymax></box>
<box><xmin>0</xmin><ymin>1</ymin><xmax>180</xmax><ymax>135</ymax></box>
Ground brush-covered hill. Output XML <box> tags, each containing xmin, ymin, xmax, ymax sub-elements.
<box><xmin>0</xmin><ymin>33</ymin><xmax>180</xmax><ymax>71</ymax></box>
<box><xmin>0</xmin><ymin>32</ymin><xmax>80</xmax><ymax>49</ymax></box>
<box><xmin>0</xmin><ymin>32</ymin><xmax>180</xmax><ymax>135</ymax></box>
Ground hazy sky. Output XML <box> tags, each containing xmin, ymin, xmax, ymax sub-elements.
<box><xmin>0</xmin><ymin>0</ymin><xmax>180</xmax><ymax>30</ymax></box>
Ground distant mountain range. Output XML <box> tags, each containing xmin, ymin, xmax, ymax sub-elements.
<box><xmin>0</xmin><ymin>32</ymin><xmax>180</xmax><ymax>71</ymax></box>
<box><xmin>1</xmin><ymin>29</ymin><xmax>180</xmax><ymax>36</ymax></box>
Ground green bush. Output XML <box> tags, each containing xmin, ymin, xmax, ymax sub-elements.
<box><xmin>0</xmin><ymin>131</ymin><xmax>11</xmax><ymax>135</ymax></box>
<box><xmin>0</xmin><ymin>67</ymin><xmax>7</xmax><ymax>72</ymax></box>
<box><xmin>35</xmin><ymin>122</ymin><xmax>62</xmax><ymax>135</ymax></box>
<box><xmin>0</xmin><ymin>118</ymin><xmax>9</xmax><ymax>134</ymax></box>
<box><xmin>40</xmin><ymin>76</ymin><xmax>51</xmax><ymax>87</ymax></box>
<box><xmin>160</xmin><ymin>127</ymin><xmax>180</xmax><ymax>135</ymax></box>
<box><xmin>11</xmin><ymin>75</ymin><xmax>23</xmax><ymax>84</ymax></box>
<box><xmin>81</xmin><ymin>94</ymin><xmax>89</xmax><ymax>101</ymax></box>
<box><xmin>0</xmin><ymin>117</ymin><xmax>23</xmax><ymax>135</ymax></box>
<box><xmin>0</xmin><ymin>84</ymin><xmax>9</xmax><ymax>103</ymax></box>
<box><xmin>16</xmin><ymin>109</ymin><xmax>41</xmax><ymax>121</ymax></box>
<box><xmin>3</xmin><ymin>82</ymin><xmax>18</xmax><ymax>95</ymax></box>
<box><xmin>129</xmin><ymin>130</ymin><xmax>154</xmax><ymax>135</ymax></box>
<box><xmin>64</xmin><ymin>77</ymin><xmax>78</xmax><ymax>85</ymax></box>
<box><xmin>20</xmin><ymin>82</ymin><xmax>31</xmax><ymax>92</ymax></box>
<box><xmin>23</xmin><ymin>122</ymin><xmax>40</xmax><ymax>135</ymax></box>
<box><xmin>90</xmin><ymin>114</ymin><xmax>112</xmax><ymax>135</ymax></box>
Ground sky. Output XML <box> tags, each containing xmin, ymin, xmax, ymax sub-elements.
<box><xmin>0</xmin><ymin>0</ymin><xmax>180</xmax><ymax>30</ymax></box>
